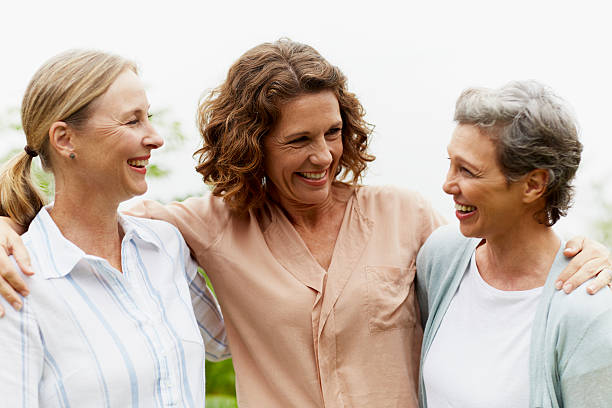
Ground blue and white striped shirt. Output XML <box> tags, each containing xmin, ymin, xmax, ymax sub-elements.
<box><xmin>0</xmin><ymin>208</ymin><xmax>229</xmax><ymax>407</ymax></box>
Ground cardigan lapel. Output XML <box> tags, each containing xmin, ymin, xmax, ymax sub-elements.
<box><xmin>528</xmin><ymin>242</ymin><xmax>566</xmax><ymax>408</ymax></box>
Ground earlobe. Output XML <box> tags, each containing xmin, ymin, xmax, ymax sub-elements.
<box><xmin>48</xmin><ymin>121</ymin><xmax>75</xmax><ymax>160</ymax></box>
<box><xmin>523</xmin><ymin>169</ymin><xmax>549</xmax><ymax>203</ymax></box>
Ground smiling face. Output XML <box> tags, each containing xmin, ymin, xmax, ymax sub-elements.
<box><xmin>443</xmin><ymin>124</ymin><xmax>527</xmax><ymax>240</ymax></box>
<box><xmin>263</xmin><ymin>90</ymin><xmax>343</xmax><ymax>208</ymax></box>
<box><xmin>70</xmin><ymin>70</ymin><xmax>163</xmax><ymax>203</ymax></box>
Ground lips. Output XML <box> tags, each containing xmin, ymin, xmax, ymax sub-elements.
<box><xmin>127</xmin><ymin>155</ymin><xmax>150</xmax><ymax>174</ymax></box>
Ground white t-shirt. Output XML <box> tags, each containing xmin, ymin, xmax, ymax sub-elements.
<box><xmin>423</xmin><ymin>252</ymin><xmax>543</xmax><ymax>408</ymax></box>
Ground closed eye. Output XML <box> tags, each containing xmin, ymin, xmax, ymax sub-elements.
<box><xmin>325</xmin><ymin>127</ymin><xmax>342</xmax><ymax>140</ymax></box>
<box><xmin>287</xmin><ymin>136</ymin><xmax>309</xmax><ymax>144</ymax></box>
<box><xmin>460</xmin><ymin>167</ymin><xmax>475</xmax><ymax>177</ymax></box>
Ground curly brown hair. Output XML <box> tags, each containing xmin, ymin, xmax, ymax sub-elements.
<box><xmin>195</xmin><ymin>39</ymin><xmax>375</xmax><ymax>213</ymax></box>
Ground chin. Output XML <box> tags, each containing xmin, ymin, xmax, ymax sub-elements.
<box><xmin>129</xmin><ymin>183</ymin><xmax>149</xmax><ymax>198</ymax></box>
<box><xmin>300</xmin><ymin>189</ymin><xmax>332</xmax><ymax>205</ymax></box>
<box><xmin>458</xmin><ymin>224</ymin><xmax>479</xmax><ymax>238</ymax></box>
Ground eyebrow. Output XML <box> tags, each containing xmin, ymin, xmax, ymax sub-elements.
<box><xmin>120</xmin><ymin>104</ymin><xmax>151</xmax><ymax>117</ymax></box>
<box><xmin>447</xmin><ymin>147</ymin><xmax>476</xmax><ymax>167</ymax></box>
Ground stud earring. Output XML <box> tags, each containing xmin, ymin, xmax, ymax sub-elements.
<box><xmin>69</xmin><ymin>152</ymin><xmax>76</xmax><ymax>159</ymax></box>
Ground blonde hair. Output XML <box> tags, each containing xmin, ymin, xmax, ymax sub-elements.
<box><xmin>0</xmin><ymin>50</ymin><xmax>137</xmax><ymax>229</ymax></box>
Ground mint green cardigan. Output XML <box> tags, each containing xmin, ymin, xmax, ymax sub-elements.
<box><xmin>416</xmin><ymin>225</ymin><xmax>612</xmax><ymax>408</ymax></box>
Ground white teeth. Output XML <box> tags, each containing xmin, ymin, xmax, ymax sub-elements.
<box><xmin>127</xmin><ymin>159</ymin><xmax>149</xmax><ymax>168</ymax></box>
<box><xmin>455</xmin><ymin>203</ymin><xmax>476</xmax><ymax>212</ymax></box>
<box><xmin>299</xmin><ymin>171</ymin><xmax>326</xmax><ymax>180</ymax></box>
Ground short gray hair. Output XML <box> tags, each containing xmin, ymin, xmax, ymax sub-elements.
<box><xmin>454</xmin><ymin>80</ymin><xmax>582</xmax><ymax>226</ymax></box>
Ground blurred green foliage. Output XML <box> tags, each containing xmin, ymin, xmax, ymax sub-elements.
<box><xmin>1</xmin><ymin>106</ymin><xmax>238</xmax><ymax>404</ymax></box>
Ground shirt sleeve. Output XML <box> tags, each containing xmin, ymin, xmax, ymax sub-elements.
<box><xmin>558</xmin><ymin>304</ymin><xmax>612</xmax><ymax>407</ymax></box>
<box><xmin>182</xmin><ymin>240</ymin><xmax>230</xmax><ymax>362</ymax></box>
<box><xmin>0</xmin><ymin>295</ymin><xmax>44</xmax><ymax>407</ymax></box>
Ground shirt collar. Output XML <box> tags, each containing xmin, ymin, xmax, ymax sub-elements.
<box><xmin>118</xmin><ymin>214</ymin><xmax>163</xmax><ymax>250</ymax></box>
<box><xmin>25</xmin><ymin>207</ymin><xmax>161</xmax><ymax>279</ymax></box>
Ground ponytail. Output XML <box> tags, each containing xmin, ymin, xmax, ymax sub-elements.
<box><xmin>0</xmin><ymin>151</ymin><xmax>46</xmax><ymax>229</ymax></box>
<box><xmin>0</xmin><ymin>49</ymin><xmax>136</xmax><ymax>230</ymax></box>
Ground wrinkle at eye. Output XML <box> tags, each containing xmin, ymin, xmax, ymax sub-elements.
<box><xmin>91</xmin><ymin>121</ymin><xmax>128</xmax><ymax>141</ymax></box>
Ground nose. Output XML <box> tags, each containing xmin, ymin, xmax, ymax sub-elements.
<box><xmin>442</xmin><ymin>168</ymin><xmax>459</xmax><ymax>196</ymax></box>
<box><xmin>144</xmin><ymin>120</ymin><xmax>164</xmax><ymax>150</ymax></box>
<box><xmin>309</xmin><ymin>136</ymin><xmax>333</xmax><ymax>167</ymax></box>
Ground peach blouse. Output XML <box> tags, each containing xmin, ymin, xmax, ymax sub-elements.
<box><xmin>130</xmin><ymin>185</ymin><xmax>444</xmax><ymax>407</ymax></box>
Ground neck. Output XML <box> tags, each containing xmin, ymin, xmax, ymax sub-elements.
<box><xmin>270</xmin><ymin>182</ymin><xmax>352</xmax><ymax>230</ymax></box>
<box><xmin>49</xmin><ymin>187</ymin><xmax>124</xmax><ymax>272</ymax></box>
<box><xmin>475</xmin><ymin>217</ymin><xmax>560</xmax><ymax>291</ymax></box>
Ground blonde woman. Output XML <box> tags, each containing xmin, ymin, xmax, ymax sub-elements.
<box><xmin>0</xmin><ymin>50</ymin><xmax>228</xmax><ymax>407</ymax></box>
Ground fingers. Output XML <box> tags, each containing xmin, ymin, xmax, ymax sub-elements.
<box><xmin>10</xmin><ymin>239</ymin><xmax>33</xmax><ymax>276</ymax></box>
<box><xmin>586</xmin><ymin>268</ymin><xmax>612</xmax><ymax>295</ymax></box>
<box><xmin>557</xmin><ymin>255</ymin><xmax>603</xmax><ymax>294</ymax></box>
<box><xmin>0</xmin><ymin>252</ymin><xmax>29</xmax><ymax>297</ymax></box>
<box><xmin>563</xmin><ymin>235</ymin><xmax>585</xmax><ymax>257</ymax></box>
<box><xmin>556</xmin><ymin>248</ymin><xmax>588</xmax><ymax>291</ymax></box>
<box><xmin>557</xmin><ymin>236</ymin><xmax>611</xmax><ymax>294</ymax></box>
<box><xmin>0</xmin><ymin>277</ymin><xmax>22</xmax><ymax>313</ymax></box>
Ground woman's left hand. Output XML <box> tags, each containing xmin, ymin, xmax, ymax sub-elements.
<box><xmin>556</xmin><ymin>236</ymin><xmax>612</xmax><ymax>294</ymax></box>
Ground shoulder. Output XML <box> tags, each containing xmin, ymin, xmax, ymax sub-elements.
<box><xmin>127</xmin><ymin>191</ymin><xmax>233</xmax><ymax>249</ymax></box>
<box><xmin>123</xmin><ymin>214</ymin><xmax>178</xmax><ymax>233</ymax></box>
<box><xmin>122</xmin><ymin>215</ymin><xmax>187</xmax><ymax>250</ymax></box>
<box><xmin>550</xmin><ymin>281</ymin><xmax>612</xmax><ymax>332</ymax></box>
<box><xmin>129</xmin><ymin>191</ymin><xmax>231</xmax><ymax>225</ymax></box>
<box><xmin>357</xmin><ymin>184</ymin><xmax>429</xmax><ymax>209</ymax></box>
<box><xmin>421</xmin><ymin>223</ymin><xmax>468</xmax><ymax>251</ymax></box>
<box><xmin>547</xmin><ymin>282</ymin><xmax>612</xmax><ymax>374</ymax></box>
<box><xmin>418</xmin><ymin>224</ymin><xmax>470</xmax><ymax>257</ymax></box>
<box><xmin>356</xmin><ymin>185</ymin><xmax>442</xmax><ymax>221</ymax></box>
<box><xmin>417</xmin><ymin>225</ymin><xmax>475</xmax><ymax>272</ymax></box>
<box><xmin>357</xmin><ymin>184</ymin><xmax>446</xmax><ymax>244</ymax></box>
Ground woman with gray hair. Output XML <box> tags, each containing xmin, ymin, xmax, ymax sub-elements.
<box><xmin>417</xmin><ymin>80</ymin><xmax>612</xmax><ymax>407</ymax></box>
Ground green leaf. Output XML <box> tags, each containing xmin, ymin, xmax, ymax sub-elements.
<box><xmin>146</xmin><ymin>164</ymin><xmax>170</xmax><ymax>178</ymax></box>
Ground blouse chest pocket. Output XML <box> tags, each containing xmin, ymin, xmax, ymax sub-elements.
<box><xmin>365</xmin><ymin>262</ymin><xmax>417</xmax><ymax>332</ymax></box>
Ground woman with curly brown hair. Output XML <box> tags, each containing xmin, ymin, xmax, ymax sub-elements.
<box><xmin>1</xmin><ymin>40</ymin><xmax>611</xmax><ymax>407</ymax></box>
<box><xmin>131</xmin><ymin>39</ymin><xmax>445</xmax><ymax>406</ymax></box>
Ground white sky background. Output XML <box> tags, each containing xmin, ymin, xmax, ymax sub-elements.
<box><xmin>1</xmin><ymin>0</ymin><xmax>611</xmax><ymax>238</ymax></box>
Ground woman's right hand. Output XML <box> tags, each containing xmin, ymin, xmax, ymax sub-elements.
<box><xmin>0</xmin><ymin>217</ymin><xmax>33</xmax><ymax>317</ymax></box>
